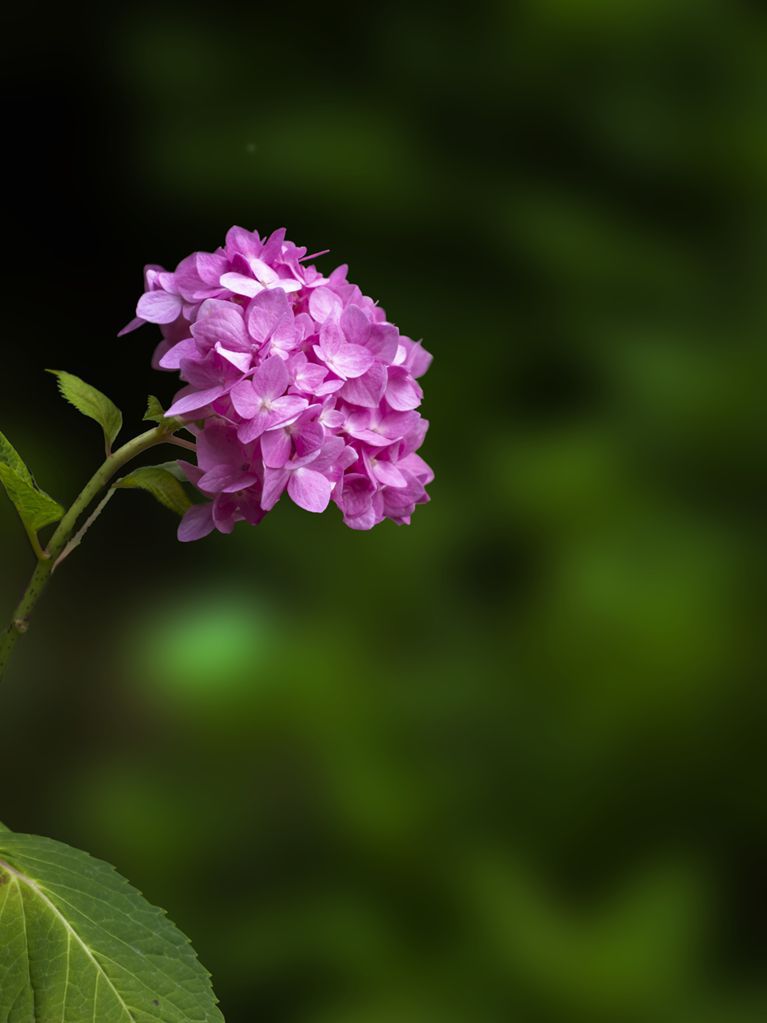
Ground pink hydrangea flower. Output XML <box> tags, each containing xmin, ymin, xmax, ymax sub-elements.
<box><xmin>121</xmin><ymin>227</ymin><xmax>433</xmax><ymax>538</ymax></box>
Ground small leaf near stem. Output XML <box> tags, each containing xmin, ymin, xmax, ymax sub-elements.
<box><xmin>0</xmin><ymin>461</ymin><xmax>64</xmax><ymax>559</ymax></box>
<box><xmin>0</xmin><ymin>433</ymin><xmax>54</xmax><ymax>557</ymax></box>
<box><xmin>0</xmin><ymin>419</ymin><xmax>194</xmax><ymax>683</ymax></box>
<box><xmin>47</xmin><ymin>369</ymin><xmax>124</xmax><ymax>456</ymax></box>
<box><xmin>115</xmin><ymin>465</ymin><xmax>192</xmax><ymax>516</ymax></box>
<box><xmin>143</xmin><ymin>394</ymin><xmax>168</xmax><ymax>425</ymax></box>
<box><xmin>0</xmin><ymin>431</ymin><xmax>36</xmax><ymax>484</ymax></box>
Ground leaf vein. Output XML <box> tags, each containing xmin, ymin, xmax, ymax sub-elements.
<box><xmin>2</xmin><ymin>861</ymin><xmax>134</xmax><ymax>1021</ymax></box>
<box><xmin>15</xmin><ymin>877</ymin><xmax>36</xmax><ymax>1021</ymax></box>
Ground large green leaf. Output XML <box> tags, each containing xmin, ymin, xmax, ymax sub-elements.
<box><xmin>0</xmin><ymin>463</ymin><xmax>64</xmax><ymax>533</ymax></box>
<box><xmin>115</xmin><ymin>465</ymin><xmax>192</xmax><ymax>516</ymax></box>
<box><xmin>0</xmin><ymin>829</ymin><xmax>223</xmax><ymax>1022</ymax></box>
<box><xmin>47</xmin><ymin>369</ymin><xmax>123</xmax><ymax>452</ymax></box>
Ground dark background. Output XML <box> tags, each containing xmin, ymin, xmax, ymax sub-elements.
<box><xmin>2</xmin><ymin>2</ymin><xmax>766</xmax><ymax>1020</ymax></box>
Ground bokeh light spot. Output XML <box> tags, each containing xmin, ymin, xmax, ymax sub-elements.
<box><xmin>131</xmin><ymin>589</ymin><xmax>276</xmax><ymax>703</ymax></box>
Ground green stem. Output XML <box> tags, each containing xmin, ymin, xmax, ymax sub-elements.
<box><xmin>0</xmin><ymin>421</ymin><xmax>186</xmax><ymax>682</ymax></box>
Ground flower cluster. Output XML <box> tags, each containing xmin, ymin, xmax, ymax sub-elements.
<box><xmin>121</xmin><ymin>228</ymin><xmax>433</xmax><ymax>540</ymax></box>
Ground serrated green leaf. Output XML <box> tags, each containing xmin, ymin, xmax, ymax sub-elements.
<box><xmin>144</xmin><ymin>394</ymin><xmax>169</xmax><ymax>425</ymax></box>
<box><xmin>47</xmin><ymin>369</ymin><xmax>123</xmax><ymax>451</ymax></box>
<box><xmin>115</xmin><ymin>465</ymin><xmax>192</xmax><ymax>516</ymax></box>
<box><xmin>0</xmin><ymin>463</ymin><xmax>64</xmax><ymax>532</ymax></box>
<box><xmin>0</xmin><ymin>430</ymin><xmax>34</xmax><ymax>486</ymax></box>
<box><xmin>0</xmin><ymin>829</ymin><xmax>223</xmax><ymax>1022</ymax></box>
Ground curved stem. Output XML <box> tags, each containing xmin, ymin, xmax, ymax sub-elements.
<box><xmin>0</xmin><ymin>421</ymin><xmax>187</xmax><ymax>682</ymax></box>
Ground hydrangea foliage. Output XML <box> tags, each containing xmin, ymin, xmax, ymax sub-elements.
<box><xmin>121</xmin><ymin>228</ymin><xmax>433</xmax><ymax>540</ymax></box>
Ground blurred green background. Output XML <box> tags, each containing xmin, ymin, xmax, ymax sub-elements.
<box><xmin>1</xmin><ymin>1</ymin><xmax>766</xmax><ymax>1020</ymax></box>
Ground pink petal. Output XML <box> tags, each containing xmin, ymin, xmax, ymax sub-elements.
<box><xmin>385</xmin><ymin>367</ymin><xmax>423</xmax><ymax>411</ymax></box>
<box><xmin>270</xmin><ymin>395</ymin><xmax>309</xmax><ymax>423</ymax></box>
<box><xmin>230</xmin><ymin>380</ymin><xmax>260</xmax><ymax>419</ymax></box>
<box><xmin>309</xmin><ymin>286</ymin><xmax>343</xmax><ymax>324</ymax></box>
<box><xmin>320</xmin><ymin>408</ymin><xmax>345</xmax><ymax>429</ymax></box>
<box><xmin>196</xmin><ymin>251</ymin><xmax>229</xmax><ymax>286</ymax></box>
<box><xmin>315</xmin><ymin>377</ymin><xmax>345</xmax><ymax>395</ymax></box>
<box><xmin>238</xmin><ymin>489</ymin><xmax>267</xmax><ymax>527</ymax></box>
<box><xmin>220</xmin><ymin>272</ymin><xmax>265</xmax><ymax>297</ymax></box>
<box><xmin>328</xmin><ymin>263</ymin><xmax>349</xmax><ymax>286</ymax></box>
<box><xmin>398</xmin><ymin>337</ymin><xmax>433</xmax><ymax>377</ymax></box>
<box><xmin>294</xmin><ymin>313</ymin><xmax>316</xmax><ymax>340</ymax></box>
<box><xmin>159</xmin><ymin>337</ymin><xmax>198</xmax><ymax>370</ymax></box>
<box><xmin>166</xmin><ymin>385</ymin><xmax>226</xmax><ymax>417</ymax></box>
<box><xmin>409</xmin><ymin>343</ymin><xmax>433</xmax><ymax>378</ymax></box>
<box><xmin>340</xmin><ymin>363</ymin><xmax>387</xmax><ymax>407</ymax></box>
<box><xmin>261</xmin><ymin>467</ymin><xmax>289</xmax><ymax>510</ymax></box>
<box><xmin>261</xmin><ymin>428</ymin><xmax>292</xmax><ymax>468</ymax></box>
<box><xmin>306</xmin><ymin>435</ymin><xmax>348</xmax><ymax>473</ymax></box>
<box><xmin>317</xmin><ymin>320</ymin><xmax>343</xmax><ymax>357</ymax></box>
<box><xmin>215</xmin><ymin>344</ymin><xmax>251</xmax><ymax>372</ymax></box>
<box><xmin>399</xmin><ymin>452</ymin><xmax>434</xmax><ymax>485</ymax></box>
<box><xmin>172</xmin><ymin>255</ymin><xmax>208</xmax><ymax>300</ymax></box>
<box><xmin>288</xmin><ymin>467</ymin><xmax>332</xmax><ymax>513</ymax></box>
<box><xmin>343</xmin><ymin>408</ymin><xmax>372</xmax><ymax>432</ymax></box>
<box><xmin>182</xmin><ymin>301</ymin><xmax>201</xmax><ymax>320</ymax></box>
<box><xmin>158</xmin><ymin>270</ymin><xmax>181</xmax><ymax>294</ymax></box>
<box><xmin>260</xmin><ymin>227</ymin><xmax>287</xmax><ymax>263</ymax></box>
<box><xmin>178</xmin><ymin>503</ymin><xmax>215</xmax><ymax>542</ymax></box>
<box><xmin>252</xmin><ymin>355</ymin><xmax>289</xmax><ymax>400</ymax></box>
<box><xmin>269</xmin><ymin>318</ymin><xmax>300</xmax><ymax>354</ymax></box>
<box><xmin>212</xmin><ymin>493</ymin><xmax>239</xmax><ymax>533</ymax></box>
<box><xmin>369</xmin><ymin>458</ymin><xmax>407</xmax><ymax>487</ymax></box>
<box><xmin>249</xmin><ymin>257</ymin><xmax>278</xmax><ymax>285</ymax></box>
<box><xmin>275</xmin><ymin>278</ymin><xmax>302</xmax><ymax>294</ymax></box>
<box><xmin>293</xmin><ymin>359</ymin><xmax>328</xmax><ymax>393</ymax></box>
<box><xmin>332</xmin><ymin>344</ymin><xmax>374</xmax><ymax>379</ymax></box>
<box><xmin>367</xmin><ymin>324</ymin><xmax>399</xmax><ymax>364</ymax></box>
<box><xmin>198</xmin><ymin>465</ymin><xmax>258</xmax><ymax>493</ymax></box>
<box><xmin>192</xmin><ymin>300</ymin><xmax>249</xmax><ymax>350</ymax></box>
<box><xmin>178</xmin><ymin>460</ymin><xmax>204</xmax><ymax>486</ymax></box>
<box><xmin>338</xmin><ymin>473</ymin><xmax>375</xmax><ymax>517</ymax></box>
<box><xmin>379</xmin><ymin>410</ymin><xmax>420</xmax><ymax>440</ymax></box>
<box><xmin>344</xmin><ymin>506</ymin><xmax>379</xmax><ymax>530</ymax></box>
<box><xmin>294</xmin><ymin>420</ymin><xmax>325</xmax><ymax>458</ymax></box>
<box><xmin>117</xmin><ymin>316</ymin><xmax>145</xmax><ymax>337</ymax></box>
<box><xmin>196</xmin><ymin>422</ymin><xmax>240</xmax><ymax>467</ymax></box>
<box><xmin>179</xmin><ymin>355</ymin><xmax>224</xmax><ymax>389</ymax></box>
<box><xmin>340</xmin><ymin>304</ymin><xmax>369</xmax><ymax>346</ymax></box>
<box><xmin>237</xmin><ymin>412</ymin><xmax>271</xmax><ymax>444</ymax></box>
<box><xmin>143</xmin><ymin>264</ymin><xmax>166</xmax><ymax>288</ymax></box>
<box><xmin>347</xmin><ymin>429</ymin><xmax>392</xmax><ymax>450</ymax></box>
<box><xmin>343</xmin><ymin>411</ymin><xmax>394</xmax><ymax>447</ymax></box>
<box><xmin>136</xmin><ymin>290</ymin><xmax>183</xmax><ymax>324</ymax></box>
<box><xmin>247</xmin><ymin>288</ymin><xmax>292</xmax><ymax>344</ymax></box>
<box><xmin>225</xmin><ymin>225</ymin><xmax>261</xmax><ymax>259</ymax></box>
